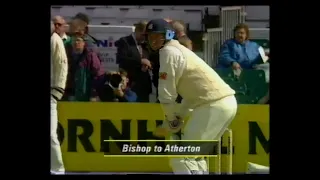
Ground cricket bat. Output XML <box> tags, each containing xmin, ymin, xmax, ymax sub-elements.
<box><xmin>153</xmin><ymin>108</ymin><xmax>192</xmax><ymax>137</ymax></box>
<box><xmin>153</xmin><ymin>120</ymin><xmax>170</xmax><ymax>137</ymax></box>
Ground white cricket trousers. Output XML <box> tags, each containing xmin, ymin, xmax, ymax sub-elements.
<box><xmin>170</xmin><ymin>95</ymin><xmax>237</xmax><ymax>174</ymax></box>
<box><xmin>50</xmin><ymin>96</ymin><xmax>65</xmax><ymax>175</ymax></box>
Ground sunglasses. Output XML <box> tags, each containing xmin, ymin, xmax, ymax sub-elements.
<box><xmin>54</xmin><ymin>23</ymin><xmax>64</xmax><ymax>27</ymax></box>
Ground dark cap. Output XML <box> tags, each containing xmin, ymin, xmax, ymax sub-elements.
<box><xmin>145</xmin><ymin>19</ymin><xmax>172</xmax><ymax>34</ymax></box>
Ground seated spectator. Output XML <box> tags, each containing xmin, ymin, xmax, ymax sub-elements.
<box><xmin>99</xmin><ymin>69</ymin><xmax>137</xmax><ymax>102</ymax></box>
<box><xmin>63</xmin><ymin>35</ymin><xmax>105</xmax><ymax>101</ymax></box>
<box><xmin>218</xmin><ymin>23</ymin><xmax>266</xmax><ymax>70</ymax></box>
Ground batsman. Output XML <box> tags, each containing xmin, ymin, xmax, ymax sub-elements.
<box><xmin>145</xmin><ymin>19</ymin><xmax>238</xmax><ymax>174</ymax></box>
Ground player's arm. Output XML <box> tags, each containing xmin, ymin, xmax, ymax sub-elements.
<box><xmin>158</xmin><ymin>47</ymin><xmax>186</xmax><ymax>121</ymax></box>
<box><xmin>51</xmin><ymin>34</ymin><xmax>58</xmax><ymax>59</ymax></box>
<box><xmin>55</xmin><ymin>36</ymin><xmax>68</xmax><ymax>90</ymax></box>
<box><xmin>178</xmin><ymin>98</ymin><xmax>192</xmax><ymax>119</ymax></box>
<box><xmin>51</xmin><ymin>34</ymin><xmax>68</xmax><ymax>100</ymax></box>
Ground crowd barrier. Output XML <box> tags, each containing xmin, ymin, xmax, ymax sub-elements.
<box><xmin>57</xmin><ymin>102</ymin><xmax>269</xmax><ymax>173</ymax></box>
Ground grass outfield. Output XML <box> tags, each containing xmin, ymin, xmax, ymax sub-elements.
<box><xmin>65</xmin><ymin>172</ymin><xmax>227</xmax><ymax>175</ymax></box>
<box><xmin>66</xmin><ymin>172</ymin><xmax>173</xmax><ymax>175</ymax></box>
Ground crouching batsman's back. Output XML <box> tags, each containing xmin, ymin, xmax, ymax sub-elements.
<box><xmin>145</xmin><ymin>19</ymin><xmax>237</xmax><ymax>174</ymax></box>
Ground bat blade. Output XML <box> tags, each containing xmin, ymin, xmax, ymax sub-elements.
<box><xmin>153</xmin><ymin>122</ymin><xmax>169</xmax><ymax>137</ymax></box>
<box><xmin>153</xmin><ymin>125</ymin><xmax>169</xmax><ymax>137</ymax></box>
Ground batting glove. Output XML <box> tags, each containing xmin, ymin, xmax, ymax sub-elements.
<box><xmin>153</xmin><ymin>115</ymin><xmax>184</xmax><ymax>137</ymax></box>
<box><xmin>166</xmin><ymin>115</ymin><xmax>184</xmax><ymax>134</ymax></box>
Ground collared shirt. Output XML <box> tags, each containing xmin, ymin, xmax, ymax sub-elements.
<box><xmin>158</xmin><ymin>40</ymin><xmax>235</xmax><ymax>120</ymax></box>
<box><xmin>61</xmin><ymin>33</ymin><xmax>68</xmax><ymax>41</ymax></box>
<box><xmin>61</xmin><ymin>33</ymin><xmax>71</xmax><ymax>46</ymax></box>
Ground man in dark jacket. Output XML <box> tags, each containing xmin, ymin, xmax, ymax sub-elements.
<box><xmin>115</xmin><ymin>21</ymin><xmax>152</xmax><ymax>102</ymax></box>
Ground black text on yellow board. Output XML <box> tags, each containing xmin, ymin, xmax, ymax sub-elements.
<box><xmin>57</xmin><ymin>119</ymin><xmax>269</xmax><ymax>155</ymax></box>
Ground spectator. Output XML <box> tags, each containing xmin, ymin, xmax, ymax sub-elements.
<box><xmin>177</xmin><ymin>35</ymin><xmax>193</xmax><ymax>51</ymax></box>
<box><xmin>115</xmin><ymin>21</ymin><xmax>152</xmax><ymax>102</ymax></box>
<box><xmin>64</xmin><ymin>35</ymin><xmax>105</xmax><ymax>101</ymax></box>
<box><xmin>74</xmin><ymin>13</ymin><xmax>98</xmax><ymax>48</ymax></box>
<box><xmin>99</xmin><ymin>69</ymin><xmax>137</xmax><ymax>102</ymax></box>
<box><xmin>52</xmin><ymin>16</ymin><xmax>68</xmax><ymax>40</ymax></box>
<box><xmin>171</xmin><ymin>20</ymin><xmax>193</xmax><ymax>50</ymax></box>
<box><xmin>74</xmin><ymin>13</ymin><xmax>90</xmax><ymax>25</ymax></box>
<box><xmin>164</xmin><ymin>18</ymin><xmax>173</xmax><ymax>23</ymax></box>
<box><xmin>68</xmin><ymin>19</ymin><xmax>86</xmax><ymax>43</ymax></box>
<box><xmin>218</xmin><ymin>23</ymin><xmax>265</xmax><ymax>70</ymax></box>
<box><xmin>62</xmin><ymin>33</ymin><xmax>71</xmax><ymax>46</ymax></box>
<box><xmin>68</xmin><ymin>13</ymin><xmax>97</xmax><ymax>51</ymax></box>
<box><xmin>52</xmin><ymin>16</ymin><xmax>70</xmax><ymax>45</ymax></box>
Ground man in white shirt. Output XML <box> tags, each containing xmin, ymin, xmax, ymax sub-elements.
<box><xmin>146</xmin><ymin>19</ymin><xmax>237</xmax><ymax>174</ymax></box>
<box><xmin>52</xmin><ymin>16</ymin><xmax>67</xmax><ymax>38</ymax></box>
<box><xmin>51</xmin><ymin>20</ymin><xmax>68</xmax><ymax>175</ymax></box>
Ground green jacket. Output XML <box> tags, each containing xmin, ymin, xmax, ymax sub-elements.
<box><xmin>63</xmin><ymin>35</ymin><xmax>72</xmax><ymax>46</ymax></box>
<box><xmin>66</xmin><ymin>34</ymin><xmax>97</xmax><ymax>50</ymax></box>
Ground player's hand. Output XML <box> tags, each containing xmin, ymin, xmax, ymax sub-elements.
<box><xmin>231</xmin><ymin>62</ymin><xmax>242</xmax><ymax>77</ymax></box>
<box><xmin>141</xmin><ymin>58</ymin><xmax>152</xmax><ymax>69</ymax></box>
<box><xmin>141</xmin><ymin>64</ymin><xmax>149</xmax><ymax>72</ymax></box>
<box><xmin>167</xmin><ymin>116</ymin><xmax>183</xmax><ymax>132</ymax></box>
<box><xmin>114</xmin><ymin>89</ymin><xmax>124</xmax><ymax>97</ymax></box>
<box><xmin>153</xmin><ymin>116</ymin><xmax>184</xmax><ymax>137</ymax></box>
<box><xmin>231</xmin><ymin>62</ymin><xmax>241</xmax><ymax>70</ymax></box>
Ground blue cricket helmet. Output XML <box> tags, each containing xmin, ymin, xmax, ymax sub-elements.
<box><xmin>145</xmin><ymin>19</ymin><xmax>175</xmax><ymax>40</ymax></box>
